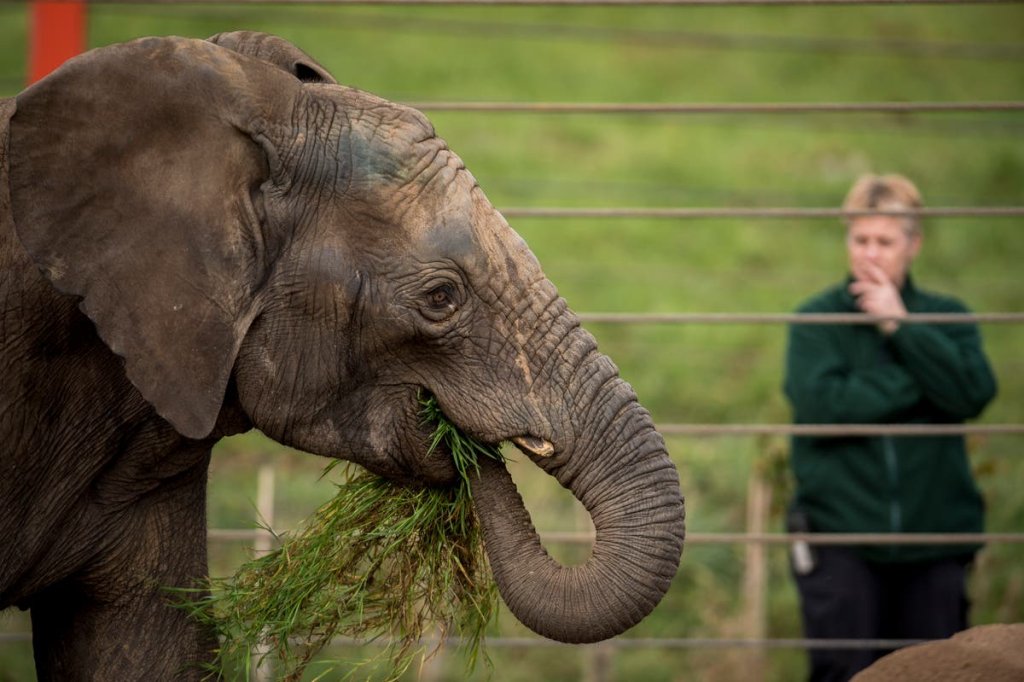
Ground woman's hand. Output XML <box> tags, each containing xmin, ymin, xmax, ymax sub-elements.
<box><xmin>848</xmin><ymin>262</ymin><xmax>907</xmax><ymax>335</ymax></box>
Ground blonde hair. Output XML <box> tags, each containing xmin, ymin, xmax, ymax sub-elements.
<box><xmin>842</xmin><ymin>173</ymin><xmax>923</xmax><ymax>235</ymax></box>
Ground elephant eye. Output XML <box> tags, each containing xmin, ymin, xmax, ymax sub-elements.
<box><xmin>421</xmin><ymin>283</ymin><xmax>458</xmax><ymax>322</ymax></box>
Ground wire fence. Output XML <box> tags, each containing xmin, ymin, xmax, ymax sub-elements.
<box><xmin>103</xmin><ymin>9</ymin><xmax>1024</xmax><ymax>60</ymax></box>
<box><xmin>577</xmin><ymin>312</ymin><xmax>1024</xmax><ymax>324</ymax></box>
<box><xmin>0</xmin><ymin>631</ymin><xmax>934</xmax><ymax>650</ymax></box>
<box><xmin>657</xmin><ymin>422</ymin><xmax>1024</xmax><ymax>436</ymax></box>
<box><xmin>410</xmin><ymin>100</ymin><xmax>1024</xmax><ymax>113</ymax></box>
<box><xmin>500</xmin><ymin>206</ymin><xmax>1024</xmax><ymax>218</ymax></box>
<box><xmin>206</xmin><ymin>527</ymin><xmax>1024</xmax><ymax>544</ymax></box>
<box><xmin>55</xmin><ymin>0</ymin><xmax>1024</xmax><ymax>6</ymax></box>
<box><xmin>2</xmin><ymin>2</ymin><xmax>1021</xmax><ymax>676</ymax></box>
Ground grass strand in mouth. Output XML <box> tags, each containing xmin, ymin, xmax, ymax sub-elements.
<box><xmin>177</xmin><ymin>395</ymin><xmax>504</xmax><ymax>681</ymax></box>
<box><xmin>419</xmin><ymin>393</ymin><xmax>505</xmax><ymax>489</ymax></box>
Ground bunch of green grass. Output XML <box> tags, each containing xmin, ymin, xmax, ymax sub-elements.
<box><xmin>179</xmin><ymin>396</ymin><xmax>504</xmax><ymax>681</ymax></box>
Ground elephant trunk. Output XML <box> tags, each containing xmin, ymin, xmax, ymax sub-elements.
<box><xmin>469</xmin><ymin>350</ymin><xmax>685</xmax><ymax>643</ymax></box>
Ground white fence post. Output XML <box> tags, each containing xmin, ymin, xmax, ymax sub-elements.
<box><xmin>252</xmin><ymin>463</ymin><xmax>276</xmax><ymax>682</ymax></box>
<box><xmin>741</xmin><ymin>467</ymin><xmax>771</xmax><ymax>682</ymax></box>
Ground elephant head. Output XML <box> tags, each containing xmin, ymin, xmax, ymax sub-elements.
<box><xmin>8</xmin><ymin>34</ymin><xmax>684</xmax><ymax>644</ymax></box>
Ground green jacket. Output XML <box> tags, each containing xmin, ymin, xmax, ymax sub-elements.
<box><xmin>784</xmin><ymin>276</ymin><xmax>997</xmax><ymax>563</ymax></box>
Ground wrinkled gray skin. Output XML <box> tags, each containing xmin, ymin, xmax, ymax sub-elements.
<box><xmin>0</xmin><ymin>33</ymin><xmax>685</xmax><ymax>679</ymax></box>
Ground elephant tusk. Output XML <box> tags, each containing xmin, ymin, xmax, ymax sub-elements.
<box><xmin>511</xmin><ymin>435</ymin><xmax>555</xmax><ymax>458</ymax></box>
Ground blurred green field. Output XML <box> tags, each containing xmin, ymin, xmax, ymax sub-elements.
<box><xmin>1</xmin><ymin>4</ymin><xmax>1022</xmax><ymax>681</ymax></box>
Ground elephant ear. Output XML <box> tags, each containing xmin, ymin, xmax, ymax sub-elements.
<box><xmin>208</xmin><ymin>31</ymin><xmax>337</xmax><ymax>84</ymax></box>
<box><xmin>9</xmin><ymin>37</ymin><xmax>301</xmax><ymax>439</ymax></box>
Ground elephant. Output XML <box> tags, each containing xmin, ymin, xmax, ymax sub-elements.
<box><xmin>0</xmin><ymin>32</ymin><xmax>685</xmax><ymax>679</ymax></box>
<box><xmin>851</xmin><ymin>624</ymin><xmax>1024</xmax><ymax>682</ymax></box>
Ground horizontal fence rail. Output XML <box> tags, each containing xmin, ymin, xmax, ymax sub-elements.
<box><xmin>453</xmin><ymin>636</ymin><xmax>930</xmax><ymax>650</ymax></box>
<box><xmin>656</xmin><ymin>423</ymin><xmax>1024</xmax><ymax>436</ymax></box>
<box><xmin>100</xmin><ymin>11</ymin><xmax>1024</xmax><ymax>61</ymax></box>
<box><xmin>310</xmin><ymin>635</ymin><xmax>931</xmax><ymax>651</ymax></box>
<box><xmin>0</xmin><ymin>631</ymin><xmax>933</xmax><ymax>650</ymax></box>
<box><xmin>57</xmin><ymin>0</ymin><xmax>1024</xmax><ymax>6</ymax></box>
<box><xmin>14</xmin><ymin>9</ymin><xmax>1024</xmax><ymax>61</ymax></box>
<box><xmin>576</xmin><ymin>312</ymin><xmax>1024</xmax><ymax>325</ymax></box>
<box><xmin>536</xmin><ymin>532</ymin><xmax>1024</xmax><ymax>545</ymax></box>
<box><xmin>500</xmin><ymin>206</ymin><xmax>1024</xmax><ymax>219</ymax></box>
<box><xmin>205</xmin><ymin>529</ymin><xmax>1024</xmax><ymax>545</ymax></box>
<box><xmin>411</xmin><ymin>101</ymin><xmax>1024</xmax><ymax>114</ymax></box>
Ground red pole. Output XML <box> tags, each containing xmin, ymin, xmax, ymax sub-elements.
<box><xmin>28</xmin><ymin>0</ymin><xmax>87</xmax><ymax>85</ymax></box>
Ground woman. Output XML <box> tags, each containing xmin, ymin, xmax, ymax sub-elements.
<box><xmin>783</xmin><ymin>174</ymin><xmax>998</xmax><ymax>682</ymax></box>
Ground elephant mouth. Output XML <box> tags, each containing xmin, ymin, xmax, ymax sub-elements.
<box><xmin>401</xmin><ymin>390</ymin><xmax>470</xmax><ymax>486</ymax></box>
<box><xmin>411</xmin><ymin>390</ymin><xmax>554</xmax><ymax>476</ymax></box>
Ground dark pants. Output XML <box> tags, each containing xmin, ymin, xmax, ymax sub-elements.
<box><xmin>793</xmin><ymin>546</ymin><xmax>970</xmax><ymax>682</ymax></box>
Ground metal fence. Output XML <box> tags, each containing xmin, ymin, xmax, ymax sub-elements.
<box><xmin>4</xmin><ymin>1</ymin><xmax>1022</xmax><ymax>679</ymax></box>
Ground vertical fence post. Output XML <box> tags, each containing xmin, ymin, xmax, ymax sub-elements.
<box><xmin>254</xmin><ymin>464</ymin><xmax>276</xmax><ymax>557</ymax></box>
<box><xmin>741</xmin><ymin>467</ymin><xmax>771</xmax><ymax>681</ymax></box>
<box><xmin>417</xmin><ymin>630</ymin><xmax>447</xmax><ymax>682</ymax></box>
<box><xmin>582</xmin><ymin>642</ymin><xmax>615</xmax><ymax>682</ymax></box>
<box><xmin>252</xmin><ymin>463</ymin><xmax>277</xmax><ymax>682</ymax></box>
<box><xmin>28</xmin><ymin>0</ymin><xmax>87</xmax><ymax>85</ymax></box>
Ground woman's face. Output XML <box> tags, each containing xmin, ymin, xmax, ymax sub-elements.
<box><xmin>846</xmin><ymin>215</ymin><xmax>921</xmax><ymax>287</ymax></box>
